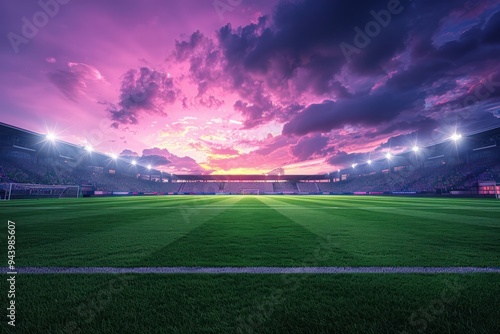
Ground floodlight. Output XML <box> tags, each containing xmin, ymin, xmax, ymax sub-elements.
<box><xmin>367</xmin><ymin>160</ymin><xmax>372</xmax><ymax>165</ymax></box>
<box><xmin>412</xmin><ymin>146</ymin><xmax>419</xmax><ymax>152</ymax></box>
<box><xmin>84</xmin><ymin>145</ymin><xmax>93</xmax><ymax>153</ymax></box>
<box><xmin>451</xmin><ymin>133</ymin><xmax>462</xmax><ymax>142</ymax></box>
<box><xmin>147</xmin><ymin>165</ymin><xmax>152</xmax><ymax>170</ymax></box>
<box><xmin>131</xmin><ymin>160</ymin><xmax>137</xmax><ymax>166</ymax></box>
<box><xmin>352</xmin><ymin>163</ymin><xmax>357</xmax><ymax>168</ymax></box>
<box><xmin>46</xmin><ymin>133</ymin><xmax>57</xmax><ymax>142</ymax></box>
<box><xmin>110</xmin><ymin>153</ymin><xmax>118</xmax><ymax>160</ymax></box>
<box><xmin>385</xmin><ymin>152</ymin><xmax>392</xmax><ymax>159</ymax></box>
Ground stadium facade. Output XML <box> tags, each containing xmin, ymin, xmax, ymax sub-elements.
<box><xmin>0</xmin><ymin>122</ymin><xmax>499</xmax><ymax>198</ymax></box>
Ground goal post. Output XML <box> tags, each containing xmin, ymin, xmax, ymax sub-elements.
<box><xmin>0</xmin><ymin>183</ymin><xmax>80</xmax><ymax>200</ymax></box>
<box><xmin>0</xmin><ymin>183</ymin><xmax>12</xmax><ymax>200</ymax></box>
<box><xmin>241</xmin><ymin>189</ymin><xmax>260</xmax><ymax>195</ymax></box>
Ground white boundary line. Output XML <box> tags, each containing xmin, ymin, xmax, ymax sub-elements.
<box><xmin>2</xmin><ymin>267</ymin><xmax>500</xmax><ymax>274</ymax></box>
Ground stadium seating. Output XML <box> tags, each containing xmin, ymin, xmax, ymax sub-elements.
<box><xmin>222</xmin><ymin>182</ymin><xmax>274</xmax><ymax>194</ymax></box>
<box><xmin>2</xmin><ymin>148</ymin><xmax>500</xmax><ymax>196</ymax></box>
<box><xmin>180</xmin><ymin>182</ymin><xmax>220</xmax><ymax>193</ymax></box>
<box><xmin>273</xmin><ymin>182</ymin><xmax>298</xmax><ymax>192</ymax></box>
<box><xmin>296</xmin><ymin>182</ymin><xmax>319</xmax><ymax>193</ymax></box>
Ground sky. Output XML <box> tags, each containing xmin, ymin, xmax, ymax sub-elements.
<box><xmin>1</xmin><ymin>0</ymin><xmax>500</xmax><ymax>175</ymax></box>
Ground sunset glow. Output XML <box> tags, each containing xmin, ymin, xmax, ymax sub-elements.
<box><xmin>2</xmin><ymin>0</ymin><xmax>500</xmax><ymax>174</ymax></box>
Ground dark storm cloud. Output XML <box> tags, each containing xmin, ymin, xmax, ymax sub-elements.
<box><xmin>364</xmin><ymin>117</ymin><xmax>439</xmax><ymax>139</ymax></box>
<box><xmin>282</xmin><ymin>90</ymin><xmax>421</xmax><ymax>136</ymax></box>
<box><xmin>172</xmin><ymin>0</ymin><xmax>497</xmax><ymax>133</ymax></box>
<box><xmin>173</xmin><ymin>31</ymin><xmax>207</xmax><ymax>62</ymax></box>
<box><xmin>482</xmin><ymin>10</ymin><xmax>500</xmax><ymax>44</ymax></box>
<box><xmin>388</xmin><ymin>9</ymin><xmax>500</xmax><ymax>93</ymax></box>
<box><xmin>172</xmin><ymin>0</ymin><xmax>420</xmax><ymax>127</ymax></box>
<box><xmin>108</xmin><ymin>67</ymin><xmax>177</xmax><ymax>128</ymax></box>
<box><xmin>146</xmin><ymin>0</ymin><xmax>500</xmax><ymax>170</ymax></box>
<box><xmin>327</xmin><ymin>151</ymin><xmax>369</xmax><ymax>166</ymax></box>
<box><xmin>254</xmin><ymin>135</ymin><xmax>294</xmax><ymax>156</ymax></box>
<box><xmin>172</xmin><ymin>31</ymin><xmax>222</xmax><ymax>100</ymax></box>
<box><xmin>290</xmin><ymin>134</ymin><xmax>330</xmax><ymax>161</ymax></box>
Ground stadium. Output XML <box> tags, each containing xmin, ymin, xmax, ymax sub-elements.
<box><xmin>2</xmin><ymin>1</ymin><xmax>500</xmax><ymax>333</ymax></box>
<box><xmin>1</xmin><ymin>122</ymin><xmax>500</xmax><ymax>199</ymax></box>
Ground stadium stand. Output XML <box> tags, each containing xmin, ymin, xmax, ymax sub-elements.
<box><xmin>180</xmin><ymin>182</ymin><xmax>220</xmax><ymax>194</ymax></box>
<box><xmin>273</xmin><ymin>182</ymin><xmax>298</xmax><ymax>192</ymax></box>
<box><xmin>223</xmin><ymin>182</ymin><xmax>274</xmax><ymax>194</ymax></box>
<box><xmin>1</xmin><ymin>122</ymin><xmax>500</xmax><ymax>198</ymax></box>
<box><xmin>297</xmin><ymin>182</ymin><xmax>320</xmax><ymax>193</ymax></box>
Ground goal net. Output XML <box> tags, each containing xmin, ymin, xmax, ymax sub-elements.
<box><xmin>241</xmin><ymin>189</ymin><xmax>260</xmax><ymax>195</ymax></box>
<box><xmin>0</xmin><ymin>183</ymin><xmax>80</xmax><ymax>200</ymax></box>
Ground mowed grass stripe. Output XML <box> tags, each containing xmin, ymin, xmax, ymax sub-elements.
<box><xmin>261</xmin><ymin>196</ymin><xmax>500</xmax><ymax>266</ymax></box>
<box><xmin>271</xmin><ymin>195</ymin><xmax>500</xmax><ymax>210</ymax></box>
<box><xmin>282</xmin><ymin>196</ymin><xmax>500</xmax><ymax>265</ymax></box>
<box><xmin>2</xmin><ymin>196</ymin><xmax>241</xmax><ymax>267</ymax></box>
<box><xmin>0</xmin><ymin>195</ymin><xmax>229</xmax><ymax>213</ymax></box>
<box><xmin>2</xmin><ymin>196</ymin><xmax>499</xmax><ymax>268</ymax></box>
<box><xmin>136</xmin><ymin>197</ymin><xmax>327</xmax><ymax>267</ymax></box>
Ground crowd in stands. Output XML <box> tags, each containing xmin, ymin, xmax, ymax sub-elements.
<box><xmin>180</xmin><ymin>182</ymin><xmax>220</xmax><ymax>193</ymax></box>
<box><xmin>296</xmin><ymin>182</ymin><xmax>319</xmax><ymax>192</ymax></box>
<box><xmin>2</xmin><ymin>152</ymin><xmax>500</xmax><ymax>195</ymax></box>
<box><xmin>324</xmin><ymin>163</ymin><xmax>500</xmax><ymax>193</ymax></box>
<box><xmin>273</xmin><ymin>181</ymin><xmax>298</xmax><ymax>192</ymax></box>
<box><xmin>222</xmin><ymin>182</ymin><xmax>274</xmax><ymax>194</ymax></box>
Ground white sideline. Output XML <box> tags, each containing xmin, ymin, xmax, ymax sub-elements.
<box><xmin>2</xmin><ymin>267</ymin><xmax>500</xmax><ymax>274</ymax></box>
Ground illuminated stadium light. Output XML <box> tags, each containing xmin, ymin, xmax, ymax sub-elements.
<box><xmin>367</xmin><ymin>160</ymin><xmax>372</xmax><ymax>165</ymax></box>
<box><xmin>84</xmin><ymin>145</ymin><xmax>93</xmax><ymax>153</ymax></box>
<box><xmin>110</xmin><ymin>153</ymin><xmax>118</xmax><ymax>160</ymax></box>
<box><xmin>131</xmin><ymin>160</ymin><xmax>137</xmax><ymax>166</ymax></box>
<box><xmin>46</xmin><ymin>133</ymin><xmax>57</xmax><ymax>142</ymax></box>
<box><xmin>451</xmin><ymin>133</ymin><xmax>462</xmax><ymax>142</ymax></box>
<box><xmin>147</xmin><ymin>165</ymin><xmax>152</xmax><ymax>170</ymax></box>
<box><xmin>352</xmin><ymin>163</ymin><xmax>358</xmax><ymax>168</ymax></box>
<box><xmin>385</xmin><ymin>152</ymin><xmax>392</xmax><ymax>159</ymax></box>
<box><xmin>412</xmin><ymin>146</ymin><xmax>420</xmax><ymax>152</ymax></box>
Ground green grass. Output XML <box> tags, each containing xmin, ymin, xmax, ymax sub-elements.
<box><xmin>1</xmin><ymin>195</ymin><xmax>499</xmax><ymax>333</ymax></box>
<box><xmin>3</xmin><ymin>274</ymin><xmax>500</xmax><ymax>334</ymax></box>
<box><xmin>1</xmin><ymin>196</ymin><xmax>499</xmax><ymax>267</ymax></box>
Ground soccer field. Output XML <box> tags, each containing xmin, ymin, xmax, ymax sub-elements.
<box><xmin>1</xmin><ymin>195</ymin><xmax>500</xmax><ymax>333</ymax></box>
